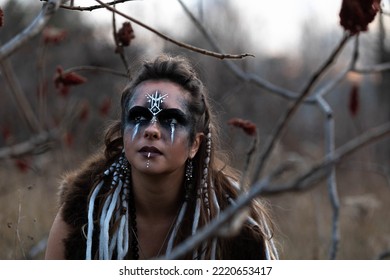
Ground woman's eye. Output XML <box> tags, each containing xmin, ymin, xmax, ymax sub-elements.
<box><xmin>134</xmin><ymin>115</ymin><xmax>147</xmax><ymax>122</ymax></box>
<box><xmin>128</xmin><ymin>107</ymin><xmax>152</xmax><ymax>123</ymax></box>
<box><xmin>164</xmin><ymin>118</ymin><xmax>178</xmax><ymax>125</ymax></box>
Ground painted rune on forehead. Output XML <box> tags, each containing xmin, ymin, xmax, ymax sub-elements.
<box><xmin>146</xmin><ymin>91</ymin><xmax>168</xmax><ymax>116</ymax></box>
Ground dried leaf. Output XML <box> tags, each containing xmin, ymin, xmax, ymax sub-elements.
<box><xmin>14</xmin><ymin>159</ymin><xmax>30</xmax><ymax>173</ymax></box>
<box><xmin>228</xmin><ymin>118</ymin><xmax>257</xmax><ymax>136</ymax></box>
<box><xmin>349</xmin><ymin>83</ymin><xmax>360</xmax><ymax>117</ymax></box>
<box><xmin>99</xmin><ymin>97</ymin><xmax>112</xmax><ymax>117</ymax></box>
<box><xmin>0</xmin><ymin>7</ymin><xmax>4</xmax><ymax>27</ymax></box>
<box><xmin>117</xmin><ymin>22</ymin><xmax>135</xmax><ymax>47</ymax></box>
<box><xmin>54</xmin><ymin>66</ymin><xmax>87</xmax><ymax>97</ymax></box>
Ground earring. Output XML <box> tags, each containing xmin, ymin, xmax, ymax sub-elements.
<box><xmin>185</xmin><ymin>158</ymin><xmax>194</xmax><ymax>200</ymax></box>
<box><xmin>202</xmin><ymin>130</ymin><xmax>212</xmax><ymax>211</ymax></box>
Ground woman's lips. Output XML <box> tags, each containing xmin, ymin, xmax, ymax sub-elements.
<box><xmin>139</xmin><ymin>146</ymin><xmax>162</xmax><ymax>157</ymax></box>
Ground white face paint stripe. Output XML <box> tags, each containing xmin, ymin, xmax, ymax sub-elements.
<box><xmin>170</xmin><ymin>123</ymin><xmax>176</xmax><ymax>144</ymax></box>
<box><xmin>131</xmin><ymin>122</ymin><xmax>140</xmax><ymax>141</ymax></box>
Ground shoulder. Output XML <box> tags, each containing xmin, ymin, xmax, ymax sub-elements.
<box><xmin>219</xmin><ymin>224</ymin><xmax>266</xmax><ymax>260</ymax></box>
<box><xmin>59</xmin><ymin>153</ymin><xmax>106</xmax><ymax>202</ymax></box>
<box><xmin>59</xmin><ymin>152</ymin><xmax>107</xmax><ymax>225</ymax></box>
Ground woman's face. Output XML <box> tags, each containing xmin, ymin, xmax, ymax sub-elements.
<box><xmin>123</xmin><ymin>80</ymin><xmax>202</xmax><ymax>176</ymax></box>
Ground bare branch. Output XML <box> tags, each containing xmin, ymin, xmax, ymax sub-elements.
<box><xmin>317</xmin><ymin>96</ymin><xmax>340</xmax><ymax>259</ymax></box>
<box><xmin>47</xmin><ymin>0</ymin><xmax>136</xmax><ymax>12</ymax></box>
<box><xmin>250</xmin><ymin>33</ymin><xmax>352</xmax><ymax>183</ymax></box>
<box><xmin>111</xmin><ymin>8</ymin><xmax>131</xmax><ymax>76</ymax></box>
<box><xmin>177</xmin><ymin>0</ymin><xmax>299</xmax><ymax>100</ymax></box>
<box><xmin>94</xmin><ymin>0</ymin><xmax>254</xmax><ymax>60</ymax></box>
<box><xmin>0</xmin><ymin>59</ymin><xmax>42</xmax><ymax>133</ymax></box>
<box><xmin>353</xmin><ymin>62</ymin><xmax>390</xmax><ymax>73</ymax></box>
<box><xmin>0</xmin><ymin>130</ymin><xmax>59</xmax><ymax>160</ymax></box>
<box><xmin>263</xmin><ymin>122</ymin><xmax>390</xmax><ymax>195</ymax></box>
<box><xmin>0</xmin><ymin>0</ymin><xmax>65</xmax><ymax>61</ymax></box>
<box><xmin>63</xmin><ymin>65</ymin><xmax>128</xmax><ymax>78</ymax></box>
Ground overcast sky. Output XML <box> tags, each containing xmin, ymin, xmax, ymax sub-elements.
<box><xmin>2</xmin><ymin>0</ymin><xmax>388</xmax><ymax>56</ymax></box>
<box><xmin>77</xmin><ymin>0</ymin><xmax>344</xmax><ymax>56</ymax></box>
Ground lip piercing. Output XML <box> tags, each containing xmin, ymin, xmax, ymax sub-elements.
<box><xmin>146</xmin><ymin>152</ymin><xmax>151</xmax><ymax>168</ymax></box>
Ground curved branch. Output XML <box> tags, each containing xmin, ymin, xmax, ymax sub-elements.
<box><xmin>250</xmin><ymin>33</ymin><xmax>352</xmax><ymax>183</ymax></box>
<box><xmin>0</xmin><ymin>130</ymin><xmax>59</xmax><ymax>159</ymax></box>
<box><xmin>0</xmin><ymin>0</ymin><xmax>64</xmax><ymax>61</ymax></box>
<box><xmin>63</xmin><ymin>65</ymin><xmax>128</xmax><ymax>78</ymax></box>
<box><xmin>317</xmin><ymin>96</ymin><xmax>340</xmax><ymax>260</ymax></box>
<box><xmin>353</xmin><ymin>62</ymin><xmax>390</xmax><ymax>73</ymax></box>
<box><xmin>94</xmin><ymin>0</ymin><xmax>253</xmax><ymax>60</ymax></box>
<box><xmin>178</xmin><ymin>0</ymin><xmax>298</xmax><ymax>99</ymax></box>
<box><xmin>263</xmin><ymin>122</ymin><xmax>390</xmax><ymax>195</ymax></box>
<box><xmin>54</xmin><ymin>0</ymin><xmax>135</xmax><ymax>11</ymax></box>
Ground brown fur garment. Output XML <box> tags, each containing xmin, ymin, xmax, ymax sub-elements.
<box><xmin>59</xmin><ymin>153</ymin><xmax>108</xmax><ymax>259</ymax></box>
<box><xmin>57</xmin><ymin>153</ymin><xmax>266</xmax><ymax>260</ymax></box>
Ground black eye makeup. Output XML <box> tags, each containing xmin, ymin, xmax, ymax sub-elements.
<box><xmin>128</xmin><ymin>106</ymin><xmax>152</xmax><ymax>124</ymax></box>
<box><xmin>126</xmin><ymin>106</ymin><xmax>191</xmax><ymax>143</ymax></box>
<box><xmin>157</xmin><ymin>109</ymin><xmax>189</xmax><ymax>127</ymax></box>
<box><xmin>127</xmin><ymin>107</ymin><xmax>188</xmax><ymax>125</ymax></box>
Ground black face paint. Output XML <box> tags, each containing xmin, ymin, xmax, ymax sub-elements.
<box><xmin>126</xmin><ymin>106</ymin><xmax>190</xmax><ymax>143</ymax></box>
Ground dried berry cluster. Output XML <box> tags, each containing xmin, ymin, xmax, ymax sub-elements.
<box><xmin>339</xmin><ymin>0</ymin><xmax>381</xmax><ymax>34</ymax></box>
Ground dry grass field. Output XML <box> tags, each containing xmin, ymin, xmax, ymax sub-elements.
<box><xmin>1</xmin><ymin>146</ymin><xmax>389</xmax><ymax>260</ymax></box>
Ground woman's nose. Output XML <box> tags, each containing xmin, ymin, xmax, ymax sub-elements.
<box><xmin>143</xmin><ymin>121</ymin><xmax>161</xmax><ymax>140</ymax></box>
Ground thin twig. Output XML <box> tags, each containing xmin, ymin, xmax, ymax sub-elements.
<box><xmin>311</xmin><ymin>38</ymin><xmax>359</xmax><ymax>259</ymax></box>
<box><xmin>0</xmin><ymin>0</ymin><xmax>64</xmax><ymax>61</ymax></box>
<box><xmin>15</xmin><ymin>190</ymin><xmax>26</xmax><ymax>259</ymax></box>
<box><xmin>250</xmin><ymin>33</ymin><xmax>352</xmax><ymax>184</ymax></box>
<box><xmin>0</xmin><ymin>130</ymin><xmax>59</xmax><ymax>160</ymax></box>
<box><xmin>238</xmin><ymin>135</ymin><xmax>258</xmax><ymax>192</ymax></box>
<box><xmin>42</xmin><ymin>0</ymin><xmax>135</xmax><ymax>11</ymax></box>
<box><xmin>37</xmin><ymin>42</ymin><xmax>49</xmax><ymax>128</ymax></box>
<box><xmin>352</xmin><ymin>62</ymin><xmax>390</xmax><ymax>73</ymax></box>
<box><xmin>63</xmin><ymin>65</ymin><xmax>128</xmax><ymax>78</ymax></box>
<box><xmin>111</xmin><ymin>6</ymin><xmax>131</xmax><ymax>76</ymax></box>
<box><xmin>312</xmin><ymin>36</ymin><xmax>360</xmax><ymax>100</ymax></box>
<box><xmin>94</xmin><ymin>0</ymin><xmax>253</xmax><ymax>60</ymax></box>
<box><xmin>0</xmin><ymin>59</ymin><xmax>42</xmax><ymax>133</ymax></box>
<box><xmin>263</xmin><ymin>122</ymin><xmax>390</xmax><ymax>195</ymax></box>
<box><xmin>317</xmin><ymin>96</ymin><xmax>340</xmax><ymax>260</ymax></box>
<box><xmin>177</xmin><ymin>0</ymin><xmax>299</xmax><ymax>100</ymax></box>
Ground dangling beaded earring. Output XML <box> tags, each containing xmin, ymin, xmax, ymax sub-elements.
<box><xmin>202</xmin><ymin>128</ymin><xmax>212</xmax><ymax>215</ymax></box>
<box><xmin>185</xmin><ymin>158</ymin><xmax>194</xmax><ymax>200</ymax></box>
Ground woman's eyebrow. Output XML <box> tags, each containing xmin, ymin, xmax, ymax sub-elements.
<box><xmin>128</xmin><ymin>106</ymin><xmax>152</xmax><ymax>116</ymax></box>
<box><xmin>158</xmin><ymin>108</ymin><xmax>189</xmax><ymax>122</ymax></box>
<box><xmin>159</xmin><ymin>108</ymin><xmax>187</xmax><ymax>116</ymax></box>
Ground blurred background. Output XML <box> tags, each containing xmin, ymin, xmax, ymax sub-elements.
<box><xmin>0</xmin><ymin>0</ymin><xmax>389</xmax><ymax>259</ymax></box>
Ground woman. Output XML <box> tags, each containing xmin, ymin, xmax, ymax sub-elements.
<box><xmin>45</xmin><ymin>54</ymin><xmax>278</xmax><ymax>260</ymax></box>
